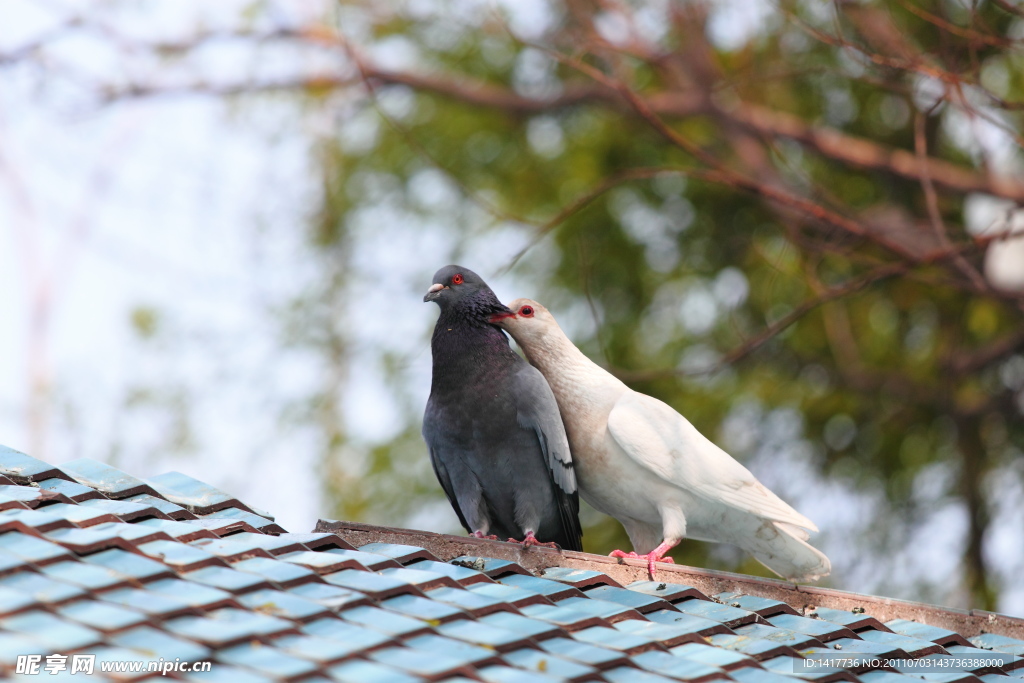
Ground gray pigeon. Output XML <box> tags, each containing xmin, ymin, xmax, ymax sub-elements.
<box><xmin>422</xmin><ymin>265</ymin><xmax>582</xmax><ymax>551</ymax></box>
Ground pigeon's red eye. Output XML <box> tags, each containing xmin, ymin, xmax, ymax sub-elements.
<box><xmin>520</xmin><ymin>306</ymin><xmax>534</xmax><ymax>317</ymax></box>
<box><xmin>452</xmin><ymin>273</ymin><xmax>464</xmax><ymax>285</ymax></box>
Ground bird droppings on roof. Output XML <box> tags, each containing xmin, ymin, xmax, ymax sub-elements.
<box><xmin>0</xmin><ymin>444</ymin><xmax>1023</xmax><ymax>682</ymax></box>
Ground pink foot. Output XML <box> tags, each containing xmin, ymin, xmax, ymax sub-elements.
<box><xmin>471</xmin><ymin>531</ymin><xmax>499</xmax><ymax>541</ymax></box>
<box><xmin>609</xmin><ymin>540</ymin><xmax>680</xmax><ymax>578</ymax></box>
<box><xmin>508</xmin><ymin>531</ymin><xmax>560</xmax><ymax>549</ymax></box>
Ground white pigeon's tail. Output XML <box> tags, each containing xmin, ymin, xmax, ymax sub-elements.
<box><xmin>740</xmin><ymin>520</ymin><xmax>831</xmax><ymax>582</ymax></box>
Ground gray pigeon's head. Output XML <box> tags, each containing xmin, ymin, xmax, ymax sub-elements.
<box><xmin>423</xmin><ymin>265</ymin><xmax>511</xmax><ymax>319</ymax></box>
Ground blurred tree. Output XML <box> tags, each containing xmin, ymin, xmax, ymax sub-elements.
<box><xmin>6</xmin><ymin>0</ymin><xmax>1024</xmax><ymax>610</ymax></box>
<box><xmin>304</xmin><ymin>0</ymin><xmax>1024</xmax><ymax>610</ymax></box>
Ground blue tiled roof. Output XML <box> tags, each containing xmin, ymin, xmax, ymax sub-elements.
<box><xmin>1</xmin><ymin>444</ymin><xmax>1023</xmax><ymax>682</ymax></box>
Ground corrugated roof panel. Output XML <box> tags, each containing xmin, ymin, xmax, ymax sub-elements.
<box><xmin>1</xmin><ymin>447</ymin><xmax>1022</xmax><ymax>682</ymax></box>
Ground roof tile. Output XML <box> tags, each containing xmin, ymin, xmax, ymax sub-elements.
<box><xmin>77</xmin><ymin>497</ymin><xmax>170</xmax><ymax>522</ymax></box>
<box><xmin>0</xmin><ymin>610</ymin><xmax>104</xmax><ymax>651</ymax></box>
<box><xmin>165</xmin><ymin>608</ymin><xmax>297</xmax><ymax>647</ymax></box>
<box><xmin>379</xmin><ymin>566</ymin><xmax>462</xmax><ymax>592</ymax></box>
<box><xmin>582</xmin><ymin>585</ymin><xmax>677</xmax><ymax>614</ymax></box>
<box><xmin>602</xmin><ymin>666</ymin><xmax>683</xmax><ymax>683</ymax></box>
<box><xmin>0</xmin><ymin>446</ymin><xmax>72</xmax><ymax>484</ymax></box>
<box><xmin>271</xmin><ymin>632</ymin><xmax>370</xmax><ymax>664</ymax></box>
<box><xmin>301</xmin><ymin>616</ymin><xmax>395</xmax><ymax>652</ymax></box>
<box><xmin>327</xmin><ymin>659</ymin><xmax>426</xmax><ymax>683</ymax></box>
<box><xmin>395</xmin><ymin>559</ymin><xmax>494</xmax><ymax>586</ymax></box>
<box><xmin>183</xmin><ymin>565</ymin><xmax>274</xmax><ymax>594</ymax></box>
<box><xmin>0</xmin><ymin>571</ymin><xmax>87</xmax><ymax>605</ymax></box>
<box><xmin>477</xmin><ymin>663</ymin><xmax>567</xmax><ymax>683</ymax></box>
<box><xmin>519</xmin><ymin>603</ymin><xmax>612</xmax><ymax>632</ymax></box>
<box><xmin>81</xmin><ymin>547</ymin><xmax>176</xmax><ymax>582</ymax></box>
<box><xmin>497</xmin><ymin>574</ymin><xmax>586</xmax><ymax>601</ymax></box>
<box><xmin>238</xmin><ymin>588</ymin><xmax>333</xmax><ymax>622</ymax></box>
<box><xmin>368</xmin><ymin>645</ymin><xmax>478</xmax><ymax>680</ymax></box>
<box><xmin>969</xmin><ymin>632</ymin><xmax>1024</xmax><ymax>656</ymax></box>
<box><xmin>215</xmin><ymin>641</ymin><xmax>321</xmax><ymax>680</ymax></box>
<box><xmin>645</xmin><ymin>609</ymin><xmax>736</xmax><ymax>637</ymax></box>
<box><xmin>886</xmin><ymin>618</ymin><xmax>972</xmax><ymax>646</ymax></box>
<box><xmin>59</xmin><ymin>458</ymin><xmax>159</xmax><ymax>499</ymax></box>
<box><xmin>359</xmin><ymin>542</ymin><xmax>441</xmax><ymax>564</ymax></box>
<box><xmin>613</xmin><ymin>619</ymin><xmax>707</xmax><ymax>648</ymax></box>
<box><xmin>232</xmin><ymin>556</ymin><xmax>323</xmax><ymax>589</ymax></box>
<box><xmin>857</xmin><ymin>628</ymin><xmax>949</xmax><ymax>657</ymax></box>
<box><xmin>426</xmin><ymin>585</ymin><xmax>520</xmax><ymax>616</ymax></box>
<box><xmin>538</xmin><ymin>636</ymin><xmax>632</xmax><ymax>669</ymax></box>
<box><xmin>554</xmin><ymin>596</ymin><xmax>645</xmax><ymax>623</ymax></box>
<box><xmin>109</xmin><ymin>624</ymin><xmax>211</xmax><ymax>661</ymax></box>
<box><xmin>705</xmin><ymin>632</ymin><xmax>800</xmax><ymax>660</ymax></box>
<box><xmin>275</xmin><ymin>532</ymin><xmax>354</xmax><ymax>551</ymax></box>
<box><xmin>626</xmin><ymin>580</ymin><xmax>710</xmax><ymax>603</ymax></box>
<box><xmin>277</xmin><ymin>549</ymin><xmax>371</xmax><ymax>574</ymax></box>
<box><xmin>136</xmin><ymin>539</ymin><xmax>227</xmax><ymax>571</ymax></box>
<box><xmin>380</xmin><ymin>593</ymin><xmax>469</xmax><ymax>624</ymax></box>
<box><xmin>0</xmin><ymin>585</ymin><xmax>39</xmax><ymax>617</ymax></box>
<box><xmin>1</xmin><ymin>447</ymin><xmax>1020</xmax><ymax>683</ymax></box>
<box><xmin>55</xmin><ymin>600</ymin><xmax>150</xmax><ymax>633</ymax></box>
<box><xmin>670</xmin><ymin>641</ymin><xmax>759</xmax><ymax>670</ymax></box>
<box><xmin>144</xmin><ymin>577</ymin><xmax>238</xmax><ymax>611</ymax></box>
<box><xmin>715</xmin><ymin>592</ymin><xmax>799</xmax><ymax>617</ymax></box>
<box><xmin>766</xmin><ymin>613</ymin><xmax>857</xmax><ymax>641</ymax></box>
<box><xmin>467</xmin><ymin>581</ymin><xmax>554</xmax><ymax>608</ymax></box>
<box><xmin>35</xmin><ymin>477</ymin><xmax>105</xmax><ymax>502</ymax></box>
<box><xmin>144</xmin><ymin>471</ymin><xmax>256</xmax><ymax>515</ymax></box>
<box><xmin>449</xmin><ymin>556</ymin><xmax>530</xmax><ymax>578</ymax></box>
<box><xmin>99</xmin><ymin>587</ymin><xmax>197</xmax><ymax>619</ymax></box>
<box><xmin>734</xmin><ymin>622</ymin><xmax>825</xmax><ymax>649</ymax></box>
<box><xmin>340</xmin><ymin>605</ymin><xmax>435</xmax><ymax>638</ymax></box>
<box><xmin>322</xmin><ymin>569</ymin><xmax>424</xmax><ymax>600</ymax></box>
<box><xmin>404</xmin><ymin>633</ymin><xmax>503</xmax><ymax>667</ymax></box>
<box><xmin>287</xmin><ymin>582</ymin><xmax>371</xmax><ymax>612</ymax></box>
<box><xmin>0</xmin><ymin>530</ymin><xmax>73</xmax><ymax>564</ymax></box>
<box><xmin>537</xmin><ymin>567</ymin><xmax>622</xmax><ymax>589</ymax></box>
<box><xmin>571</xmin><ymin>625</ymin><xmax>666</xmax><ymax>655</ymax></box>
<box><xmin>810</xmin><ymin>606</ymin><xmax>892</xmax><ymax>632</ymax></box>
<box><xmin>502</xmin><ymin>647</ymin><xmax>599</xmax><ymax>682</ymax></box>
<box><xmin>435</xmin><ymin>617</ymin><xmax>537</xmax><ymax>651</ymax></box>
<box><xmin>632</xmin><ymin>649</ymin><xmax>725</xmax><ymax>681</ymax></box>
<box><xmin>477</xmin><ymin>611</ymin><xmax>567</xmax><ymax>640</ymax></box>
<box><xmin>133</xmin><ymin>517</ymin><xmax>219</xmax><ymax>542</ymax></box>
<box><xmin>123</xmin><ymin>492</ymin><xmax>198</xmax><ymax>520</ymax></box>
<box><xmin>673</xmin><ymin>598</ymin><xmax>760</xmax><ymax>628</ymax></box>
<box><xmin>199</xmin><ymin>507</ymin><xmax>286</xmax><ymax>534</ymax></box>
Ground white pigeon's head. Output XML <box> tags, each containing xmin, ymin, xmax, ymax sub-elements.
<box><xmin>489</xmin><ymin>298</ymin><xmax>561</xmax><ymax>350</ymax></box>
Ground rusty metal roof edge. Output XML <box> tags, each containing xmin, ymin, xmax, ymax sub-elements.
<box><xmin>315</xmin><ymin>518</ymin><xmax>1024</xmax><ymax>642</ymax></box>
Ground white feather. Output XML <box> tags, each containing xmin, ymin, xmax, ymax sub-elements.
<box><xmin>499</xmin><ymin>298</ymin><xmax>831</xmax><ymax>582</ymax></box>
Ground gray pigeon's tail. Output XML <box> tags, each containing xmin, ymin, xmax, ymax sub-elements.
<box><xmin>739</xmin><ymin>520</ymin><xmax>831</xmax><ymax>582</ymax></box>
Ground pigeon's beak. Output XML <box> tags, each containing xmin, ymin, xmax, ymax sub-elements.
<box><xmin>488</xmin><ymin>311</ymin><xmax>515</xmax><ymax>325</ymax></box>
<box><xmin>423</xmin><ymin>282</ymin><xmax>446</xmax><ymax>302</ymax></box>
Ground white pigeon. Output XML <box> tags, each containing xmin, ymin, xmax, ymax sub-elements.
<box><xmin>492</xmin><ymin>299</ymin><xmax>830</xmax><ymax>581</ymax></box>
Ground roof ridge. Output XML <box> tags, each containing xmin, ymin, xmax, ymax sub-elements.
<box><xmin>317</xmin><ymin>519</ymin><xmax>1024</xmax><ymax>642</ymax></box>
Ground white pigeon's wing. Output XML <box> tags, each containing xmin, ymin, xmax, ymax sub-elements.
<box><xmin>606</xmin><ymin>391</ymin><xmax>817</xmax><ymax>531</ymax></box>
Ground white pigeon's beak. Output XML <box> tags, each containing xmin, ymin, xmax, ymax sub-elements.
<box><xmin>423</xmin><ymin>282</ymin><xmax>446</xmax><ymax>302</ymax></box>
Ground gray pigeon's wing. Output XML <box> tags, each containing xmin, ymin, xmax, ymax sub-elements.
<box><xmin>510</xmin><ymin>362</ymin><xmax>582</xmax><ymax>548</ymax></box>
<box><xmin>422</xmin><ymin>407</ymin><xmax>472</xmax><ymax>534</ymax></box>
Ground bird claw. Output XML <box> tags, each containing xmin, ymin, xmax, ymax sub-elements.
<box><xmin>609</xmin><ymin>548</ymin><xmax>675</xmax><ymax>578</ymax></box>
<box><xmin>508</xmin><ymin>532</ymin><xmax>560</xmax><ymax>549</ymax></box>
<box><xmin>470</xmin><ymin>531</ymin><xmax>499</xmax><ymax>541</ymax></box>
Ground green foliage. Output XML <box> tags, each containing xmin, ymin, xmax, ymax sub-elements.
<box><xmin>301</xmin><ymin>0</ymin><xmax>1024</xmax><ymax>610</ymax></box>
